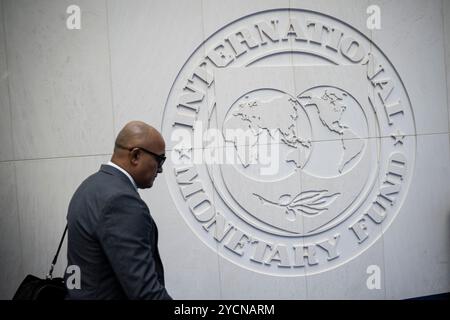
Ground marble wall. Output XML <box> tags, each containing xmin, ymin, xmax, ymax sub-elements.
<box><xmin>0</xmin><ymin>0</ymin><xmax>449</xmax><ymax>299</ymax></box>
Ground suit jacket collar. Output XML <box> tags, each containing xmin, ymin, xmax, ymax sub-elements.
<box><xmin>99</xmin><ymin>164</ymin><xmax>139</xmax><ymax>193</ymax></box>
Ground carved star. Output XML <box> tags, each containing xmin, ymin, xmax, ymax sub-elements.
<box><xmin>390</xmin><ymin>129</ymin><xmax>405</xmax><ymax>146</ymax></box>
<box><xmin>175</xmin><ymin>148</ymin><xmax>192</xmax><ymax>160</ymax></box>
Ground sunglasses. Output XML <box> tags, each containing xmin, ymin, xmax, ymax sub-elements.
<box><xmin>116</xmin><ymin>143</ymin><xmax>166</xmax><ymax>168</ymax></box>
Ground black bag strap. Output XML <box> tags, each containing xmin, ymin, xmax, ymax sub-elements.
<box><xmin>46</xmin><ymin>225</ymin><xmax>68</xmax><ymax>280</ymax></box>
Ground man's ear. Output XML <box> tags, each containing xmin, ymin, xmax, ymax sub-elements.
<box><xmin>129</xmin><ymin>148</ymin><xmax>140</xmax><ymax>165</ymax></box>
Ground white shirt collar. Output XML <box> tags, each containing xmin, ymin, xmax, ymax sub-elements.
<box><xmin>106</xmin><ymin>161</ymin><xmax>138</xmax><ymax>190</ymax></box>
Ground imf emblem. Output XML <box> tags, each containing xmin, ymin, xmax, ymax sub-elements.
<box><xmin>162</xmin><ymin>9</ymin><xmax>416</xmax><ymax>275</ymax></box>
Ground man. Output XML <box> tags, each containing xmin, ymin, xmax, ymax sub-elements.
<box><xmin>65</xmin><ymin>121</ymin><xmax>172</xmax><ymax>300</ymax></box>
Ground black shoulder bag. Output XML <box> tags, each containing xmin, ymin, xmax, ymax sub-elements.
<box><xmin>12</xmin><ymin>225</ymin><xmax>68</xmax><ymax>300</ymax></box>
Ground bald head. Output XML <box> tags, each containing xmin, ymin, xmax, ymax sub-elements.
<box><xmin>111</xmin><ymin>121</ymin><xmax>166</xmax><ymax>189</ymax></box>
<box><xmin>114</xmin><ymin>121</ymin><xmax>164</xmax><ymax>153</ymax></box>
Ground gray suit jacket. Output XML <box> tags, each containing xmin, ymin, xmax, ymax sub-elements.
<box><xmin>65</xmin><ymin>164</ymin><xmax>171</xmax><ymax>300</ymax></box>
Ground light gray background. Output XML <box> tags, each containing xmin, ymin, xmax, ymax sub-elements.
<box><xmin>0</xmin><ymin>0</ymin><xmax>449</xmax><ymax>299</ymax></box>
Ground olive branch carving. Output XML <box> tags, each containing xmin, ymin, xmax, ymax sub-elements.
<box><xmin>254</xmin><ymin>190</ymin><xmax>340</xmax><ymax>220</ymax></box>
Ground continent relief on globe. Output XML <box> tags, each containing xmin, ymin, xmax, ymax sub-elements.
<box><xmin>224</xmin><ymin>89</ymin><xmax>364</xmax><ymax>174</ymax></box>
